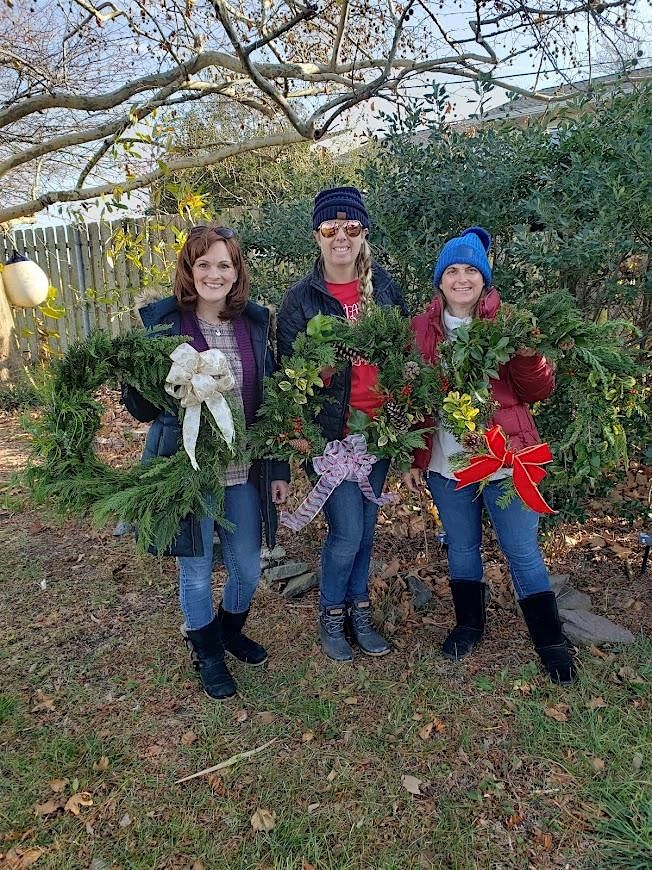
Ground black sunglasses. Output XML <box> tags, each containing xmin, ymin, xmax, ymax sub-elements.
<box><xmin>188</xmin><ymin>224</ymin><xmax>237</xmax><ymax>239</ymax></box>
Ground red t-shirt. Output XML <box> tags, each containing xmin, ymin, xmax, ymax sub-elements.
<box><xmin>325</xmin><ymin>279</ymin><xmax>382</xmax><ymax>419</ymax></box>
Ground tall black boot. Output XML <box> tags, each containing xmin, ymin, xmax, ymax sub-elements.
<box><xmin>519</xmin><ymin>591</ymin><xmax>577</xmax><ymax>685</ymax></box>
<box><xmin>442</xmin><ymin>581</ymin><xmax>486</xmax><ymax>661</ymax></box>
<box><xmin>186</xmin><ymin>616</ymin><xmax>237</xmax><ymax>700</ymax></box>
<box><xmin>218</xmin><ymin>604</ymin><xmax>268</xmax><ymax>666</ymax></box>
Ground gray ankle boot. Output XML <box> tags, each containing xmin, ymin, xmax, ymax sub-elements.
<box><xmin>319</xmin><ymin>606</ymin><xmax>353</xmax><ymax>662</ymax></box>
<box><xmin>348</xmin><ymin>599</ymin><xmax>391</xmax><ymax>656</ymax></box>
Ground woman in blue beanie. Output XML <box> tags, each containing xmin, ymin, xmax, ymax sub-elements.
<box><xmin>277</xmin><ymin>187</ymin><xmax>408</xmax><ymax>662</ymax></box>
<box><xmin>404</xmin><ymin>227</ymin><xmax>576</xmax><ymax>685</ymax></box>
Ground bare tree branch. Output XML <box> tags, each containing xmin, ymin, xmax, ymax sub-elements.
<box><xmin>0</xmin><ymin>0</ymin><xmax>638</xmax><ymax>221</ymax></box>
<box><xmin>0</xmin><ymin>130</ymin><xmax>307</xmax><ymax>223</ymax></box>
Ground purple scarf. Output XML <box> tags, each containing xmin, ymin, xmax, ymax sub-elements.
<box><xmin>179</xmin><ymin>310</ymin><xmax>258</xmax><ymax>427</ymax></box>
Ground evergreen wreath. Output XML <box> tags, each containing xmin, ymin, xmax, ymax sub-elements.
<box><xmin>24</xmin><ymin>329</ymin><xmax>246</xmax><ymax>554</ymax></box>
<box><xmin>249</xmin><ymin>305</ymin><xmax>444</xmax><ymax>470</ymax></box>
<box><xmin>436</xmin><ymin>290</ymin><xmax>645</xmax><ymax>501</ymax></box>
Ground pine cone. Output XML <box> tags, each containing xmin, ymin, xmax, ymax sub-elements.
<box><xmin>386</xmin><ymin>401</ymin><xmax>409</xmax><ymax>432</ymax></box>
<box><xmin>403</xmin><ymin>360</ymin><xmax>420</xmax><ymax>382</ymax></box>
<box><xmin>460</xmin><ymin>431</ymin><xmax>486</xmax><ymax>451</ymax></box>
<box><xmin>288</xmin><ymin>437</ymin><xmax>311</xmax><ymax>454</ymax></box>
<box><xmin>334</xmin><ymin>342</ymin><xmax>366</xmax><ymax>365</ymax></box>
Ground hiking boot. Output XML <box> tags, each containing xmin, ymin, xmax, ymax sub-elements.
<box><xmin>348</xmin><ymin>599</ymin><xmax>391</xmax><ymax>656</ymax></box>
<box><xmin>319</xmin><ymin>606</ymin><xmax>353</xmax><ymax>662</ymax></box>
<box><xmin>218</xmin><ymin>604</ymin><xmax>268</xmax><ymax>666</ymax></box>
<box><xmin>442</xmin><ymin>581</ymin><xmax>486</xmax><ymax>661</ymax></box>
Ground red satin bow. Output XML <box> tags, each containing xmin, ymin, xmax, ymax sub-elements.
<box><xmin>453</xmin><ymin>425</ymin><xmax>555</xmax><ymax>514</ymax></box>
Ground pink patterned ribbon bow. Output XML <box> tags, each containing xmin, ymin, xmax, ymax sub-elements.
<box><xmin>280</xmin><ymin>434</ymin><xmax>397</xmax><ymax>532</ymax></box>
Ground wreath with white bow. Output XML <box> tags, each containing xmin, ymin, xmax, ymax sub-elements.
<box><xmin>24</xmin><ymin>329</ymin><xmax>246</xmax><ymax>554</ymax></box>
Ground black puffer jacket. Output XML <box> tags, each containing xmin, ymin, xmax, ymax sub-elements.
<box><xmin>123</xmin><ymin>295</ymin><xmax>290</xmax><ymax>556</ymax></box>
<box><xmin>277</xmin><ymin>259</ymin><xmax>408</xmax><ymax>442</ymax></box>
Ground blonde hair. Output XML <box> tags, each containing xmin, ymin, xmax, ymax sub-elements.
<box><xmin>355</xmin><ymin>239</ymin><xmax>374</xmax><ymax>313</ymax></box>
<box><xmin>318</xmin><ymin>236</ymin><xmax>375</xmax><ymax>313</ymax></box>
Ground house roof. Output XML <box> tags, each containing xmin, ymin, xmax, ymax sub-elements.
<box><xmin>476</xmin><ymin>64</ymin><xmax>652</xmax><ymax>125</ymax></box>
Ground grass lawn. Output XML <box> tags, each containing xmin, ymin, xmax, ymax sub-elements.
<box><xmin>1</xmin><ymin>409</ymin><xmax>650</xmax><ymax>869</ymax></box>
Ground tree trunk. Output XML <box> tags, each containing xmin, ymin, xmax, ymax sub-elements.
<box><xmin>0</xmin><ymin>274</ymin><xmax>26</xmax><ymax>383</ymax></box>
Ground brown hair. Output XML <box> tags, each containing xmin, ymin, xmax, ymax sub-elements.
<box><xmin>173</xmin><ymin>225</ymin><xmax>249</xmax><ymax>319</ymax></box>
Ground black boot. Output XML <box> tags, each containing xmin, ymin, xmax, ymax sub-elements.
<box><xmin>319</xmin><ymin>606</ymin><xmax>353</xmax><ymax>662</ymax></box>
<box><xmin>218</xmin><ymin>604</ymin><xmax>268</xmax><ymax>666</ymax></box>
<box><xmin>520</xmin><ymin>591</ymin><xmax>577</xmax><ymax>685</ymax></box>
<box><xmin>348</xmin><ymin>600</ymin><xmax>391</xmax><ymax>656</ymax></box>
<box><xmin>185</xmin><ymin>616</ymin><xmax>237</xmax><ymax>700</ymax></box>
<box><xmin>442</xmin><ymin>581</ymin><xmax>486</xmax><ymax>661</ymax></box>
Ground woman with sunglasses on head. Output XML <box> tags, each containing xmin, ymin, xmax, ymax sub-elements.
<box><xmin>277</xmin><ymin>187</ymin><xmax>408</xmax><ymax>662</ymax></box>
<box><xmin>403</xmin><ymin>227</ymin><xmax>576</xmax><ymax>685</ymax></box>
<box><xmin>123</xmin><ymin>225</ymin><xmax>290</xmax><ymax>700</ymax></box>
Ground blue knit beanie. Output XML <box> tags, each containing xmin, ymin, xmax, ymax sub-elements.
<box><xmin>432</xmin><ymin>226</ymin><xmax>492</xmax><ymax>288</ymax></box>
<box><xmin>312</xmin><ymin>186</ymin><xmax>370</xmax><ymax>230</ymax></box>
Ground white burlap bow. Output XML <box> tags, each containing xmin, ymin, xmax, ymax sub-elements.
<box><xmin>164</xmin><ymin>343</ymin><xmax>236</xmax><ymax>471</ymax></box>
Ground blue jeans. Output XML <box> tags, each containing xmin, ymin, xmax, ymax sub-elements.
<box><xmin>178</xmin><ymin>483</ymin><xmax>262</xmax><ymax>629</ymax></box>
<box><xmin>426</xmin><ymin>472</ymin><xmax>551</xmax><ymax>601</ymax></box>
<box><xmin>320</xmin><ymin>458</ymin><xmax>390</xmax><ymax>609</ymax></box>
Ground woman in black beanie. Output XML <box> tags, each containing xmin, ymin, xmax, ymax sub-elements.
<box><xmin>277</xmin><ymin>187</ymin><xmax>408</xmax><ymax>662</ymax></box>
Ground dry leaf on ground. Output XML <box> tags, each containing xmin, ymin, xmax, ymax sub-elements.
<box><xmin>301</xmin><ymin>731</ymin><xmax>315</xmax><ymax>743</ymax></box>
<box><xmin>301</xmin><ymin>860</ymin><xmax>315</xmax><ymax>870</ymax></box>
<box><xmin>93</xmin><ymin>755</ymin><xmax>110</xmax><ymax>771</ymax></box>
<box><xmin>34</xmin><ymin>797</ymin><xmax>65</xmax><ymax>817</ymax></box>
<box><xmin>64</xmin><ymin>792</ymin><xmax>93</xmax><ymax>816</ymax></box>
<box><xmin>531</xmin><ymin>827</ymin><xmax>553</xmax><ymax>850</ymax></box>
<box><xmin>587</xmin><ymin>696</ymin><xmax>607</xmax><ymax>710</ymax></box>
<box><xmin>401</xmin><ymin>774</ymin><xmax>423</xmax><ymax>795</ymax></box>
<box><xmin>544</xmin><ymin>703</ymin><xmax>570</xmax><ymax>722</ymax></box>
<box><xmin>47</xmin><ymin>779</ymin><xmax>68</xmax><ymax>793</ymax></box>
<box><xmin>590</xmin><ymin>757</ymin><xmax>605</xmax><ymax>773</ymax></box>
<box><xmin>235</xmin><ymin>709</ymin><xmax>248</xmax><ymax>723</ymax></box>
<box><xmin>257</xmin><ymin>711</ymin><xmax>275</xmax><ymax>725</ymax></box>
<box><xmin>250</xmin><ymin>807</ymin><xmax>276</xmax><ymax>832</ymax></box>
<box><xmin>180</xmin><ymin>730</ymin><xmax>197</xmax><ymax>746</ymax></box>
<box><xmin>4</xmin><ymin>846</ymin><xmax>45</xmax><ymax>869</ymax></box>
<box><xmin>30</xmin><ymin>691</ymin><xmax>55</xmax><ymax>713</ymax></box>
<box><xmin>418</xmin><ymin>718</ymin><xmax>445</xmax><ymax>740</ymax></box>
<box><xmin>207</xmin><ymin>774</ymin><xmax>225</xmax><ymax>794</ymax></box>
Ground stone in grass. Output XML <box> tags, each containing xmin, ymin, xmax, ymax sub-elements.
<box><xmin>550</xmin><ymin>573</ymin><xmax>592</xmax><ymax>610</ymax></box>
<box><xmin>280</xmin><ymin>571</ymin><xmax>319</xmax><ymax>599</ymax></box>
<box><xmin>261</xmin><ymin>545</ymin><xmax>286</xmax><ymax>563</ymax></box>
<box><xmin>405</xmin><ymin>574</ymin><xmax>433</xmax><ymax>609</ymax></box>
<box><xmin>560</xmin><ymin>609</ymin><xmax>636</xmax><ymax>646</ymax></box>
<box><xmin>263</xmin><ymin>561</ymin><xmax>310</xmax><ymax>584</ymax></box>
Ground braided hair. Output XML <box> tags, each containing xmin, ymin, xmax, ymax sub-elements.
<box><xmin>355</xmin><ymin>239</ymin><xmax>374</xmax><ymax>313</ymax></box>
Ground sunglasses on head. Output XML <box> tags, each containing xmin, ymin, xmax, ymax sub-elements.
<box><xmin>318</xmin><ymin>220</ymin><xmax>364</xmax><ymax>238</ymax></box>
<box><xmin>188</xmin><ymin>224</ymin><xmax>237</xmax><ymax>239</ymax></box>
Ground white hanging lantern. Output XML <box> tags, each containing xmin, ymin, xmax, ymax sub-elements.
<box><xmin>2</xmin><ymin>250</ymin><xmax>50</xmax><ymax>308</ymax></box>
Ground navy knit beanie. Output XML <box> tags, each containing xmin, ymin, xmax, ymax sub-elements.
<box><xmin>312</xmin><ymin>186</ymin><xmax>370</xmax><ymax>230</ymax></box>
<box><xmin>432</xmin><ymin>226</ymin><xmax>492</xmax><ymax>288</ymax></box>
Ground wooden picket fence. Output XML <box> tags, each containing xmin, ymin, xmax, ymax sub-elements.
<box><xmin>2</xmin><ymin>215</ymin><xmax>187</xmax><ymax>363</ymax></box>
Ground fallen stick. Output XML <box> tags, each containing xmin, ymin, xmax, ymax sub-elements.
<box><xmin>175</xmin><ymin>737</ymin><xmax>278</xmax><ymax>784</ymax></box>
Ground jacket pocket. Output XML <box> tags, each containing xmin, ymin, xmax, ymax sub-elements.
<box><xmin>143</xmin><ymin>514</ymin><xmax>204</xmax><ymax>557</ymax></box>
